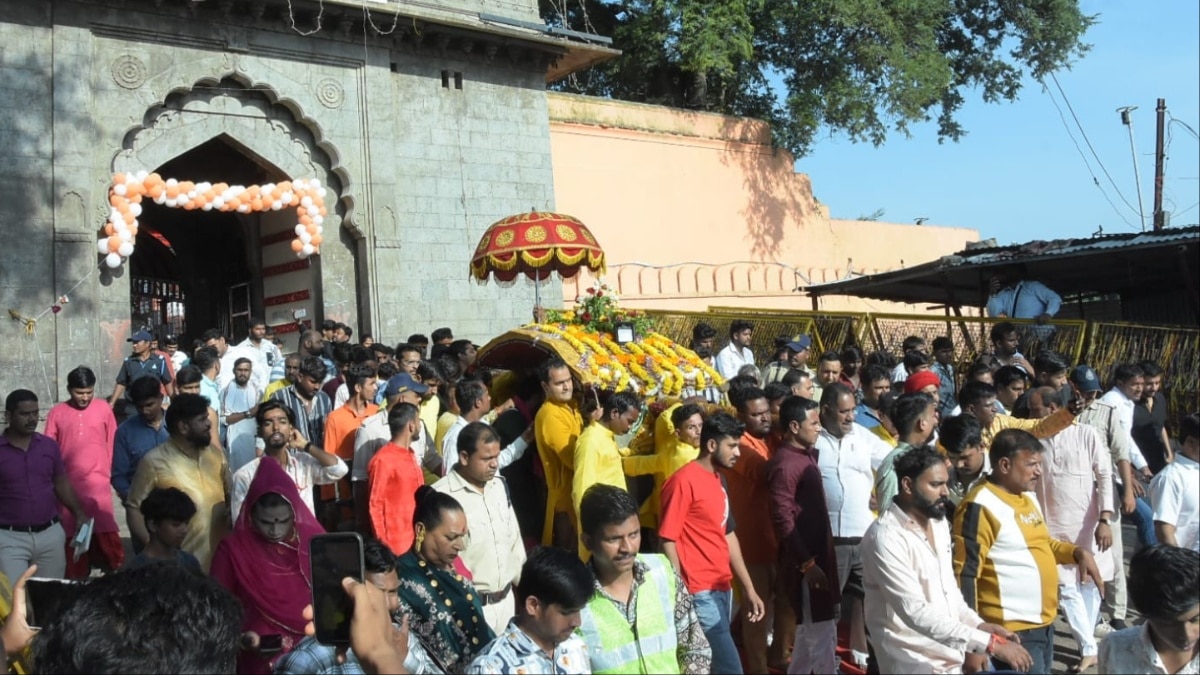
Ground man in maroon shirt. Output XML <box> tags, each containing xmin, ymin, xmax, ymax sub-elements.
<box><xmin>767</xmin><ymin>395</ymin><xmax>840</xmax><ymax>675</ymax></box>
<box><xmin>0</xmin><ymin>389</ymin><xmax>89</xmax><ymax>583</ymax></box>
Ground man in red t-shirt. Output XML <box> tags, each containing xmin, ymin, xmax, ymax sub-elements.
<box><xmin>660</xmin><ymin>411</ymin><xmax>765</xmax><ymax>675</ymax></box>
<box><xmin>367</xmin><ymin>402</ymin><xmax>424</xmax><ymax>555</ymax></box>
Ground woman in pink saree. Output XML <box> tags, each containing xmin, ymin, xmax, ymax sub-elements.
<box><xmin>210</xmin><ymin>458</ymin><xmax>324</xmax><ymax>674</ymax></box>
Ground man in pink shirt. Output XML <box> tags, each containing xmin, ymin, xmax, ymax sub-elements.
<box><xmin>44</xmin><ymin>366</ymin><xmax>122</xmax><ymax>577</ymax></box>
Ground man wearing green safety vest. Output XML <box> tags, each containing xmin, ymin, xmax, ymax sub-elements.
<box><xmin>575</xmin><ymin>484</ymin><xmax>712</xmax><ymax>674</ymax></box>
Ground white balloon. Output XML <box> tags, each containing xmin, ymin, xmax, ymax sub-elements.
<box><xmin>301</xmin><ymin>243</ymin><xmax>314</xmax><ymax>256</ymax></box>
<box><xmin>212</xmin><ymin>197</ymin><xmax>225</xmax><ymax>209</ymax></box>
<box><xmin>271</xmin><ymin>200</ymin><xmax>283</xmax><ymax>211</ymax></box>
<box><xmin>113</xmin><ymin>184</ymin><xmax>127</xmax><ymax>196</ymax></box>
<box><xmin>135</xmin><ymin>170</ymin><xmax>149</xmax><ymax>181</ymax></box>
<box><xmin>294</xmin><ymin>224</ymin><xmax>307</xmax><ymax>236</ymax></box>
<box><xmin>97</xmin><ymin>239</ymin><xmax>111</xmax><ymax>255</ymax></box>
<box><xmin>166</xmin><ymin>178</ymin><xmax>178</xmax><ymax>187</ymax></box>
<box><xmin>197</xmin><ymin>182</ymin><xmax>211</xmax><ymax>192</ymax></box>
<box><xmin>306</xmin><ymin>205</ymin><xmax>318</xmax><ymax>217</ymax></box>
<box><xmin>165</xmin><ymin>198</ymin><xmax>177</xmax><ymax>208</ymax></box>
<box><xmin>118</xmin><ymin>242</ymin><xmax>134</xmax><ymax>257</ymax></box>
<box><xmin>300</xmin><ymin>196</ymin><xmax>313</xmax><ymax>207</ymax></box>
<box><xmin>186</xmin><ymin>190</ymin><xmax>198</xmax><ymax>200</ymax></box>
<box><xmin>317</xmin><ymin>187</ymin><xmax>328</xmax><ymax>199</ymax></box>
<box><xmin>299</xmin><ymin>232</ymin><xmax>312</xmax><ymax>244</ymax></box>
<box><xmin>153</xmin><ymin>193</ymin><xmax>166</xmax><ymax>205</ymax></box>
<box><xmin>202</xmin><ymin>202</ymin><xmax>213</xmax><ymax>211</ymax></box>
<box><xmin>129</xmin><ymin>203</ymin><xmax>142</xmax><ymax>217</ymax></box>
<box><xmin>105</xmin><ymin>252</ymin><xmax>122</xmax><ymax>268</ymax></box>
<box><xmin>237</xmin><ymin>204</ymin><xmax>251</xmax><ymax>213</ymax></box>
<box><xmin>316</xmin><ymin>225</ymin><xmax>324</xmax><ymax>234</ymax></box>
<box><xmin>117</xmin><ymin>230</ymin><xmax>132</xmax><ymax>242</ymax></box>
<box><xmin>110</xmin><ymin>207</ymin><xmax>122</xmax><ymax>223</ymax></box>
<box><xmin>313</xmin><ymin>215</ymin><xmax>324</xmax><ymax>226</ymax></box>
<box><xmin>296</xmin><ymin>250</ymin><xmax>306</xmax><ymax>259</ymax></box>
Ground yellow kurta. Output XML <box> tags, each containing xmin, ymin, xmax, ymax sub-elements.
<box><xmin>127</xmin><ymin>438</ymin><xmax>230</xmax><ymax>571</ymax></box>
<box><xmin>419</xmin><ymin>397</ymin><xmax>441</xmax><ymax>444</ymax></box>
<box><xmin>534</xmin><ymin>400</ymin><xmax>583</xmax><ymax>545</ymax></box>
<box><xmin>982</xmin><ymin>407</ymin><xmax>1074</xmax><ymax>449</ymax></box>
<box><xmin>623</xmin><ymin>403</ymin><xmax>699</xmax><ymax>528</ymax></box>
<box><xmin>572</xmin><ymin>423</ymin><xmax>628</xmax><ymax>558</ymax></box>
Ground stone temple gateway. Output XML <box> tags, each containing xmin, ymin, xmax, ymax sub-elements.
<box><xmin>0</xmin><ymin>0</ymin><xmax>612</xmax><ymax>402</ymax></box>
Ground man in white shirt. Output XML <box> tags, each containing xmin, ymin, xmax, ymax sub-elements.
<box><xmin>1150</xmin><ymin>413</ymin><xmax>1200</xmax><ymax>552</ymax></box>
<box><xmin>714</xmin><ymin>320</ymin><xmax>755</xmax><ymax>380</ymax></box>
<box><xmin>219</xmin><ymin>357</ymin><xmax>262</xmax><ymax>472</ymax></box>
<box><xmin>202</xmin><ymin>327</ymin><xmax>267</xmax><ymax>392</ymax></box>
<box><xmin>813</xmin><ymin>383</ymin><xmax>893</xmax><ymax>669</ymax></box>
<box><xmin>237</xmin><ymin>317</ymin><xmax>283</xmax><ymax>389</ymax></box>
<box><xmin>862</xmin><ymin>445</ymin><xmax>1031</xmax><ymax>673</ymax></box>
<box><xmin>229</xmin><ymin>400</ymin><xmax>348</xmax><ymax>520</ymax></box>
<box><xmin>440</xmin><ymin>379</ymin><xmax>532</xmax><ymax>476</ymax></box>
<box><xmin>1098</xmin><ymin>545</ymin><xmax>1200</xmax><ymax>674</ymax></box>
<box><xmin>434</xmin><ymin>421</ymin><xmax>526</xmax><ymax>634</ymax></box>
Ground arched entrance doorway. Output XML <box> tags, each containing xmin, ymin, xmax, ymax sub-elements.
<box><xmin>117</xmin><ymin>77</ymin><xmax>341</xmax><ymax>350</ymax></box>
<box><xmin>129</xmin><ymin>135</ymin><xmax>288</xmax><ymax>346</ymax></box>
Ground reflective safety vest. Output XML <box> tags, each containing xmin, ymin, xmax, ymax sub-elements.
<box><xmin>577</xmin><ymin>554</ymin><xmax>680</xmax><ymax>674</ymax></box>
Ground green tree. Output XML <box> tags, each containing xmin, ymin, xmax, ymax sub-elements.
<box><xmin>543</xmin><ymin>0</ymin><xmax>1093</xmax><ymax>158</ymax></box>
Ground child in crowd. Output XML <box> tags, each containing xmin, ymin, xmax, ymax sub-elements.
<box><xmin>123</xmin><ymin>487</ymin><xmax>202</xmax><ymax>573</ymax></box>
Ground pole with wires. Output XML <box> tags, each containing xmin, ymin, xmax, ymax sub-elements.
<box><xmin>1153</xmin><ymin>99</ymin><xmax>1167</xmax><ymax>231</ymax></box>
<box><xmin>1117</xmin><ymin>106</ymin><xmax>1147</xmax><ymax>231</ymax></box>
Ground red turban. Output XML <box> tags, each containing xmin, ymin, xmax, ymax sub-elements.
<box><xmin>904</xmin><ymin>370</ymin><xmax>941</xmax><ymax>394</ymax></box>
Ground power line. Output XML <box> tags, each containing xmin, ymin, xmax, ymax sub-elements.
<box><xmin>1040</xmin><ymin>80</ymin><xmax>1139</xmax><ymax>231</ymax></box>
<box><xmin>1046</xmin><ymin>73</ymin><xmax>1142</xmax><ymax>216</ymax></box>
<box><xmin>1174</xmin><ymin>201</ymin><xmax>1200</xmax><ymax>219</ymax></box>
<box><xmin>1169</xmin><ymin>115</ymin><xmax>1200</xmax><ymax>140</ymax></box>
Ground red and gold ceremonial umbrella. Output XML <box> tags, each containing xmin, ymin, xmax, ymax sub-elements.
<box><xmin>470</xmin><ymin>210</ymin><xmax>606</xmax><ymax>309</ymax></box>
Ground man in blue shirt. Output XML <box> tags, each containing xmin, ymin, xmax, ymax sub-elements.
<box><xmin>112</xmin><ymin>377</ymin><xmax>170</xmax><ymax>511</ymax></box>
<box><xmin>855</xmin><ymin>365</ymin><xmax>891</xmax><ymax>430</ymax></box>
<box><xmin>986</xmin><ymin>272</ymin><xmax>1062</xmax><ymax>322</ymax></box>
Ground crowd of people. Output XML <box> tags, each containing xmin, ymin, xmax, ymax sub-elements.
<box><xmin>1</xmin><ymin>314</ymin><xmax>1197</xmax><ymax>675</ymax></box>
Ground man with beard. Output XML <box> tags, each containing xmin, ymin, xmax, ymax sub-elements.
<box><xmin>126</xmin><ymin>393</ymin><xmax>230</xmax><ymax>571</ymax></box>
<box><xmin>366</xmin><ymin>403</ymin><xmax>426</xmax><ymax>557</ymax></box>
<box><xmin>576</xmin><ymin>484</ymin><xmax>712</xmax><ymax>674</ymax></box>
<box><xmin>269</xmin><ymin>356</ymin><xmax>332</xmax><ymax>449</ymax></box>
<box><xmin>722</xmin><ymin>387</ymin><xmax>795</xmax><ymax>673</ymax></box>
<box><xmin>872</xmin><ymin>393</ymin><xmax>938</xmax><ymax>514</ymax></box>
<box><xmin>766</xmin><ymin>395</ymin><xmax>838</xmax><ymax>675</ymax></box>
<box><xmin>228</xmin><ymin>401</ymin><xmax>346</xmax><ymax>521</ymax></box>
<box><xmin>238</xmin><ymin>317</ymin><xmax>282</xmax><ymax>388</ymax></box>
<box><xmin>715</xmin><ymin>320</ymin><xmax>755</xmax><ymax>380</ymax></box>
<box><xmin>1132</xmin><ymin>360</ymin><xmax>1173</xmax><ymax>474</ymax></box>
<box><xmin>862</xmin><ymin>446</ymin><xmax>1031</xmax><ymax>673</ymax></box>
<box><xmin>219</xmin><ymin>357</ymin><xmax>261</xmax><ymax>472</ymax></box>
<box><xmin>659</xmin><ymin>412</ymin><xmax>765</xmax><ymax>675</ymax></box>
<box><xmin>954</xmin><ymin>429</ymin><xmax>1105</xmax><ymax>673</ymax></box>
<box><xmin>1027</xmin><ymin>386</ymin><xmax>1114</xmax><ymax>672</ymax></box>
<box><xmin>855</xmin><ymin>364</ymin><xmax>892</xmax><ymax>431</ymax></box>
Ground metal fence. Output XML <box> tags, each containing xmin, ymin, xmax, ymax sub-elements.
<box><xmin>1083</xmin><ymin>322</ymin><xmax>1200</xmax><ymax>424</ymax></box>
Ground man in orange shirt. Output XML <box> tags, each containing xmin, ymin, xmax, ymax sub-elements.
<box><xmin>723</xmin><ymin>386</ymin><xmax>795</xmax><ymax>672</ymax></box>
<box><xmin>322</xmin><ymin>363</ymin><xmax>378</xmax><ymax>530</ymax></box>
<box><xmin>367</xmin><ymin>402</ymin><xmax>424</xmax><ymax>554</ymax></box>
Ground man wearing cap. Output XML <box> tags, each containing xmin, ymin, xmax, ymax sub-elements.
<box><xmin>1069</xmin><ymin>364</ymin><xmax>1141</xmax><ymax>635</ymax></box>
<box><xmin>904</xmin><ymin>370</ymin><xmax>942</xmax><ymax>411</ymax></box>
<box><xmin>352</xmin><ymin>373</ymin><xmax>437</xmax><ymax>531</ymax></box>
<box><xmin>108</xmin><ymin>330</ymin><xmax>174</xmax><ymax>409</ymax></box>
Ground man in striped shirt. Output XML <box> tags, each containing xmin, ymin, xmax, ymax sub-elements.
<box><xmin>953</xmin><ymin>428</ymin><xmax>1104</xmax><ymax>673</ymax></box>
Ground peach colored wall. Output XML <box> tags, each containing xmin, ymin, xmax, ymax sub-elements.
<box><xmin>548</xmin><ymin>93</ymin><xmax>979</xmax><ymax>313</ymax></box>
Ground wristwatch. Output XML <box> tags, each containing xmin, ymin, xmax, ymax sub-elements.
<box><xmin>1098</xmin><ymin>518</ymin><xmax>1110</xmax><ymax>525</ymax></box>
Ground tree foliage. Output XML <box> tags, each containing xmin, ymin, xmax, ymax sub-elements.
<box><xmin>543</xmin><ymin>0</ymin><xmax>1093</xmax><ymax>158</ymax></box>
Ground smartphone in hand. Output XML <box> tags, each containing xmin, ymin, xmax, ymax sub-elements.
<box><xmin>258</xmin><ymin>634</ymin><xmax>284</xmax><ymax>655</ymax></box>
<box><xmin>309</xmin><ymin>532</ymin><xmax>365</xmax><ymax>645</ymax></box>
<box><xmin>25</xmin><ymin>578</ymin><xmax>85</xmax><ymax>630</ymax></box>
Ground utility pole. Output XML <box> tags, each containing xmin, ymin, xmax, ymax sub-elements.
<box><xmin>1117</xmin><ymin>106</ymin><xmax>1147</xmax><ymax>231</ymax></box>
<box><xmin>1153</xmin><ymin>98</ymin><xmax>1167</xmax><ymax>231</ymax></box>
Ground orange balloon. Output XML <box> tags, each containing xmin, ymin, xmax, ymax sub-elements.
<box><xmin>113</xmin><ymin>172</ymin><xmax>127</xmax><ymax>186</ymax></box>
<box><xmin>109</xmin><ymin>194</ymin><xmax>123</xmax><ymax>207</ymax></box>
<box><xmin>300</xmin><ymin>215</ymin><xmax>313</xmax><ymax>226</ymax></box>
<box><xmin>278</xmin><ymin>181</ymin><xmax>292</xmax><ymax>193</ymax></box>
<box><xmin>148</xmin><ymin>185</ymin><xmax>164</xmax><ymax>199</ymax></box>
<box><xmin>180</xmin><ymin>181</ymin><xmax>195</xmax><ymax>193</ymax></box>
<box><xmin>310</xmin><ymin>234</ymin><xmax>323</xmax><ymax>246</ymax></box>
<box><xmin>129</xmin><ymin>224</ymin><xmax>138</xmax><ymax>235</ymax></box>
<box><xmin>251</xmin><ymin>199</ymin><xmax>264</xmax><ymax>211</ymax></box>
<box><xmin>289</xmin><ymin>194</ymin><xmax>300</xmax><ymax>207</ymax></box>
<box><xmin>166</xmin><ymin>186</ymin><xmax>180</xmax><ymax>199</ymax></box>
<box><xmin>129</xmin><ymin>193</ymin><xmax>143</xmax><ymax>204</ymax></box>
<box><xmin>318</xmin><ymin>206</ymin><xmax>327</xmax><ymax>217</ymax></box>
<box><xmin>103</xmin><ymin>224</ymin><xmax>114</xmax><ymax>236</ymax></box>
<box><xmin>290</xmin><ymin>239</ymin><xmax>304</xmax><ymax>252</ymax></box>
<box><xmin>107</xmin><ymin>236</ymin><xmax>121</xmax><ymax>252</ymax></box>
<box><xmin>148</xmin><ymin>173</ymin><xmax>163</xmax><ymax>185</ymax></box>
<box><xmin>123</xmin><ymin>212</ymin><xmax>135</xmax><ymax>225</ymax></box>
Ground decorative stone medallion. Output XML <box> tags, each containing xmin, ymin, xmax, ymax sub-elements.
<box><xmin>111</xmin><ymin>55</ymin><xmax>147</xmax><ymax>89</ymax></box>
<box><xmin>315</xmin><ymin>78</ymin><xmax>345</xmax><ymax>109</ymax></box>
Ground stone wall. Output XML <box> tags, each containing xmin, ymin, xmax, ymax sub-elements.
<box><xmin>0</xmin><ymin>0</ymin><xmax>558</xmax><ymax>403</ymax></box>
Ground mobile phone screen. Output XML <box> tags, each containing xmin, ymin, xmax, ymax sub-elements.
<box><xmin>258</xmin><ymin>634</ymin><xmax>283</xmax><ymax>654</ymax></box>
<box><xmin>310</xmin><ymin>532</ymin><xmax>364</xmax><ymax>645</ymax></box>
<box><xmin>25</xmin><ymin>578</ymin><xmax>84</xmax><ymax>630</ymax></box>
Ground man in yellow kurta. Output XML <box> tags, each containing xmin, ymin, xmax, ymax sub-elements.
<box><xmin>535</xmin><ymin>359</ymin><xmax>584</xmax><ymax>548</ymax></box>
<box><xmin>126</xmin><ymin>393</ymin><xmax>230</xmax><ymax>572</ymax></box>
<box><xmin>624</xmin><ymin>402</ymin><xmax>704</xmax><ymax>529</ymax></box>
<box><xmin>572</xmin><ymin>391</ymin><xmax>642</xmax><ymax>558</ymax></box>
<box><xmin>958</xmin><ymin>381</ymin><xmax>1076</xmax><ymax>448</ymax></box>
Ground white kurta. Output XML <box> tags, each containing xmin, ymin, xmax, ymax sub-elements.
<box><xmin>1034</xmin><ymin>423</ymin><xmax>1114</xmax><ymax>580</ymax></box>
<box><xmin>220</xmin><ymin>381</ymin><xmax>262</xmax><ymax>473</ymax></box>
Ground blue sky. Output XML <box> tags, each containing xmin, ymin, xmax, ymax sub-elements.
<box><xmin>797</xmin><ymin>1</ymin><xmax>1200</xmax><ymax>244</ymax></box>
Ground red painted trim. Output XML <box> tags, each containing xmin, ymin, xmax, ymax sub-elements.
<box><xmin>273</xmin><ymin>322</ymin><xmax>301</xmax><ymax>335</ymax></box>
<box><xmin>263</xmin><ymin>259</ymin><xmax>311</xmax><ymax>277</ymax></box>
<box><xmin>264</xmin><ymin>289</ymin><xmax>311</xmax><ymax>307</ymax></box>
<box><xmin>260</xmin><ymin>230</ymin><xmax>295</xmax><ymax>246</ymax></box>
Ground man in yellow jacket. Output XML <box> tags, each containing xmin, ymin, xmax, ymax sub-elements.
<box><xmin>573</xmin><ymin>391</ymin><xmax>641</xmax><ymax>558</ymax></box>
<box><xmin>534</xmin><ymin>358</ymin><xmax>583</xmax><ymax>549</ymax></box>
